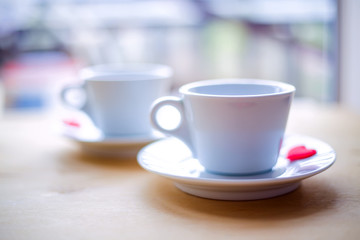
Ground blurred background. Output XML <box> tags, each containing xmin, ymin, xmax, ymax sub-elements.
<box><xmin>0</xmin><ymin>0</ymin><xmax>359</xmax><ymax>113</ymax></box>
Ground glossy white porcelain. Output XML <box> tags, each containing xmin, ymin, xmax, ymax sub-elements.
<box><xmin>137</xmin><ymin>135</ymin><xmax>335</xmax><ymax>200</ymax></box>
<box><xmin>61</xmin><ymin>63</ymin><xmax>172</xmax><ymax>137</ymax></box>
<box><xmin>150</xmin><ymin>79</ymin><xmax>295</xmax><ymax>175</ymax></box>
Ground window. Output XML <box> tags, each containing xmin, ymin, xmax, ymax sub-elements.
<box><xmin>0</xmin><ymin>0</ymin><xmax>338</xmax><ymax>109</ymax></box>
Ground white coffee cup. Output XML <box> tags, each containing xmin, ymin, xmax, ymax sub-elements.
<box><xmin>61</xmin><ymin>63</ymin><xmax>172</xmax><ymax>137</ymax></box>
<box><xmin>150</xmin><ymin>79</ymin><xmax>295</xmax><ymax>175</ymax></box>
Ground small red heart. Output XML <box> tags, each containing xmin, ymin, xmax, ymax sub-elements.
<box><xmin>287</xmin><ymin>145</ymin><xmax>317</xmax><ymax>161</ymax></box>
<box><xmin>63</xmin><ymin>119</ymin><xmax>81</xmax><ymax>128</ymax></box>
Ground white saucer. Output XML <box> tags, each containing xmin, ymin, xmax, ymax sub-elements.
<box><xmin>61</xmin><ymin>113</ymin><xmax>163</xmax><ymax>157</ymax></box>
<box><xmin>137</xmin><ymin>135</ymin><xmax>336</xmax><ymax>200</ymax></box>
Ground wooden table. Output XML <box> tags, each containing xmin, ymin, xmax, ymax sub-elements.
<box><xmin>1</xmin><ymin>101</ymin><xmax>359</xmax><ymax>240</ymax></box>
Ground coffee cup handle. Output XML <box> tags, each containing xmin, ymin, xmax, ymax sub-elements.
<box><xmin>150</xmin><ymin>96</ymin><xmax>195</xmax><ymax>155</ymax></box>
<box><xmin>60</xmin><ymin>84</ymin><xmax>89</xmax><ymax>113</ymax></box>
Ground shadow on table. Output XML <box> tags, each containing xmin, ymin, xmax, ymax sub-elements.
<box><xmin>48</xmin><ymin>150</ymin><xmax>143</xmax><ymax>195</ymax></box>
<box><xmin>58</xmin><ymin>150</ymin><xmax>142</xmax><ymax>173</ymax></box>
<box><xmin>143</xmin><ymin>177</ymin><xmax>338</xmax><ymax>221</ymax></box>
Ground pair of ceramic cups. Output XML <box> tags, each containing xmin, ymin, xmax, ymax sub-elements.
<box><xmin>62</xmin><ymin>63</ymin><xmax>295</xmax><ymax>176</ymax></box>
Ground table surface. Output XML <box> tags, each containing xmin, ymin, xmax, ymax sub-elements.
<box><xmin>1</xmin><ymin>101</ymin><xmax>359</xmax><ymax>240</ymax></box>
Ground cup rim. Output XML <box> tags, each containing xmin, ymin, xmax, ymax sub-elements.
<box><xmin>179</xmin><ymin>78</ymin><xmax>296</xmax><ymax>98</ymax></box>
<box><xmin>80</xmin><ymin>63</ymin><xmax>173</xmax><ymax>81</ymax></box>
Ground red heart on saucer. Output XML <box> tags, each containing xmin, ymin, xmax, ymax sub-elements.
<box><xmin>287</xmin><ymin>145</ymin><xmax>317</xmax><ymax>161</ymax></box>
<box><xmin>63</xmin><ymin>119</ymin><xmax>81</xmax><ymax>128</ymax></box>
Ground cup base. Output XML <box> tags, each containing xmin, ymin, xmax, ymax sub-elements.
<box><xmin>204</xmin><ymin>167</ymin><xmax>274</xmax><ymax>177</ymax></box>
<box><xmin>101</xmin><ymin>130</ymin><xmax>154</xmax><ymax>139</ymax></box>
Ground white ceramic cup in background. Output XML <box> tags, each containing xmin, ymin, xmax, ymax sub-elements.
<box><xmin>150</xmin><ymin>79</ymin><xmax>295</xmax><ymax>175</ymax></box>
<box><xmin>61</xmin><ymin>63</ymin><xmax>172</xmax><ymax>137</ymax></box>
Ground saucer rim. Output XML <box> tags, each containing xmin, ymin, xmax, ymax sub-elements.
<box><xmin>64</xmin><ymin>130</ymin><xmax>164</xmax><ymax>146</ymax></box>
<box><xmin>137</xmin><ymin>135</ymin><xmax>336</xmax><ymax>187</ymax></box>
<box><xmin>61</xmin><ymin>110</ymin><xmax>165</xmax><ymax>146</ymax></box>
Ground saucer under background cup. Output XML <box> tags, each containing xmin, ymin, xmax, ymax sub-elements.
<box><xmin>137</xmin><ymin>135</ymin><xmax>335</xmax><ymax>200</ymax></box>
<box><xmin>61</xmin><ymin>112</ymin><xmax>163</xmax><ymax>157</ymax></box>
